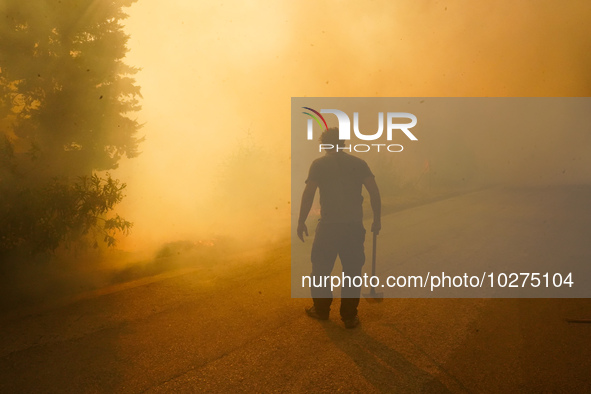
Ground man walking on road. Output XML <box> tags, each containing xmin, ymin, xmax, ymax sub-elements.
<box><xmin>297</xmin><ymin>127</ymin><xmax>381</xmax><ymax>329</ymax></box>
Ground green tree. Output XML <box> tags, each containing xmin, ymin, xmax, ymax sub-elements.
<box><xmin>0</xmin><ymin>0</ymin><xmax>141</xmax><ymax>261</ymax></box>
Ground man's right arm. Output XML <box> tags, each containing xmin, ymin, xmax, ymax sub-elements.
<box><xmin>297</xmin><ymin>180</ymin><xmax>318</xmax><ymax>242</ymax></box>
<box><xmin>363</xmin><ymin>176</ymin><xmax>381</xmax><ymax>234</ymax></box>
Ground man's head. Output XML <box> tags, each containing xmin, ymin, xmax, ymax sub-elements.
<box><xmin>319</xmin><ymin>127</ymin><xmax>345</xmax><ymax>151</ymax></box>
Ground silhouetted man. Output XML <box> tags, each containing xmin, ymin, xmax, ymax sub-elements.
<box><xmin>297</xmin><ymin>127</ymin><xmax>381</xmax><ymax>329</ymax></box>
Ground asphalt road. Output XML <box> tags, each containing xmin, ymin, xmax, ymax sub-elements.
<box><xmin>1</xmin><ymin>186</ymin><xmax>591</xmax><ymax>393</ymax></box>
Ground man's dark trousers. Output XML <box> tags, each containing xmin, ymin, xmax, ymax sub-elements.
<box><xmin>310</xmin><ymin>221</ymin><xmax>366</xmax><ymax>320</ymax></box>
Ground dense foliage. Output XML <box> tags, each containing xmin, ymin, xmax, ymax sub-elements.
<box><xmin>0</xmin><ymin>0</ymin><xmax>141</xmax><ymax>260</ymax></box>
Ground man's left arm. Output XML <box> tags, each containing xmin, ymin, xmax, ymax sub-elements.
<box><xmin>297</xmin><ymin>180</ymin><xmax>318</xmax><ymax>242</ymax></box>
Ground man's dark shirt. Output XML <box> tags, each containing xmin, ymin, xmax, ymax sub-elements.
<box><xmin>305</xmin><ymin>152</ymin><xmax>373</xmax><ymax>224</ymax></box>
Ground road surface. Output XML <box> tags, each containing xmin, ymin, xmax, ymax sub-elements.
<box><xmin>1</xmin><ymin>186</ymin><xmax>590</xmax><ymax>393</ymax></box>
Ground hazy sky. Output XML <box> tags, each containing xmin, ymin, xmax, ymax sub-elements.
<box><xmin>114</xmin><ymin>0</ymin><xmax>591</xmax><ymax>250</ymax></box>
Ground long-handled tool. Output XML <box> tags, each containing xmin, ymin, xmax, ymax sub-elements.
<box><xmin>363</xmin><ymin>232</ymin><xmax>383</xmax><ymax>303</ymax></box>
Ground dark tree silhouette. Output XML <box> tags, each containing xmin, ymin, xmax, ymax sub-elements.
<box><xmin>0</xmin><ymin>0</ymin><xmax>142</xmax><ymax>260</ymax></box>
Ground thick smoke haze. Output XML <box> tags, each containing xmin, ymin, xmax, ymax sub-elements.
<box><xmin>2</xmin><ymin>3</ymin><xmax>591</xmax><ymax>389</ymax></box>
<box><xmin>112</xmin><ymin>0</ymin><xmax>591</xmax><ymax>253</ymax></box>
<box><xmin>0</xmin><ymin>0</ymin><xmax>589</xmax><ymax>311</ymax></box>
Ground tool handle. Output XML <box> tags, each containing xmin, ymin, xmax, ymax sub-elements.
<box><xmin>371</xmin><ymin>232</ymin><xmax>377</xmax><ymax>276</ymax></box>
